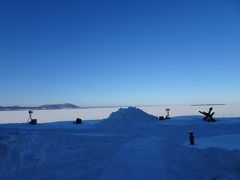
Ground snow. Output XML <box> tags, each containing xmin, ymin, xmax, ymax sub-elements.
<box><xmin>191</xmin><ymin>134</ymin><xmax>240</xmax><ymax>151</ymax></box>
<box><xmin>1</xmin><ymin>103</ymin><xmax>240</xmax><ymax>124</ymax></box>
<box><xmin>98</xmin><ymin>107</ymin><xmax>159</xmax><ymax>131</ymax></box>
<box><xmin>0</xmin><ymin>108</ymin><xmax>119</xmax><ymax>124</ymax></box>
<box><xmin>1</xmin><ymin>106</ymin><xmax>240</xmax><ymax>179</ymax></box>
<box><xmin>98</xmin><ymin>137</ymin><xmax>165</xmax><ymax>180</ymax></box>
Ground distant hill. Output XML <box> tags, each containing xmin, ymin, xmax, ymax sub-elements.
<box><xmin>0</xmin><ymin>103</ymin><xmax>80</xmax><ymax>111</ymax></box>
<box><xmin>39</xmin><ymin>103</ymin><xmax>80</xmax><ymax>110</ymax></box>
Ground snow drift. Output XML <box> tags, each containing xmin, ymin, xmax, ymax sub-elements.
<box><xmin>170</xmin><ymin>147</ymin><xmax>240</xmax><ymax>179</ymax></box>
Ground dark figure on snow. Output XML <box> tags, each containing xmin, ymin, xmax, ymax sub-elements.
<box><xmin>199</xmin><ymin>107</ymin><xmax>216</xmax><ymax>122</ymax></box>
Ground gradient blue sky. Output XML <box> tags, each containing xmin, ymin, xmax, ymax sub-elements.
<box><xmin>0</xmin><ymin>0</ymin><xmax>240</xmax><ymax>106</ymax></box>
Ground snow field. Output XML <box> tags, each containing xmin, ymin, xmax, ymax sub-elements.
<box><xmin>0</xmin><ymin>107</ymin><xmax>240</xmax><ymax>179</ymax></box>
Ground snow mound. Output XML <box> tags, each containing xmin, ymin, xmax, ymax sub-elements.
<box><xmin>99</xmin><ymin>107</ymin><xmax>158</xmax><ymax>129</ymax></box>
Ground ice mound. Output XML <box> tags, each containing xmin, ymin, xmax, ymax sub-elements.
<box><xmin>99</xmin><ymin>107</ymin><xmax>158</xmax><ymax>129</ymax></box>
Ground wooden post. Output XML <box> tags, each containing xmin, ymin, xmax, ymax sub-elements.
<box><xmin>189</xmin><ymin>132</ymin><xmax>195</xmax><ymax>145</ymax></box>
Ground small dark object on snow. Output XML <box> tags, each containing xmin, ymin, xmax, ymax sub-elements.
<box><xmin>159</xmin><ymin>108</ymin><xmax>171</xmax><ymax>120</ymax></box>
<box><xmin>28</xmin><ymin>110</ymin><xmax>33</xmax><ymax>119</ymax></box>
<box><xmin>76</xmin><ymin>118</ymin><xmax>82</xmax><ymax>124</ymax></box>
<box><xmin>30</xmin><ymin>119</ymin><xmax>37</xmax><ymax>125</ymax></box>
<box><xmin>199</xmin><ymin>107</ymin><xmax>216</xmax><ymax>122</ymax></box>
<box><xmin>189</xmin><ymin>132</ymin><xmax>195</xmax><ymax>145</ymax></box>
<box><xmin>159</xmin><ymin>116</ymin><xmax>165</xmax><ymax>120</ymax></box>
<box><xmin>27</xmin><ymin>110</ymin><xmax>37</xmax><ymax>125</ymax></box>
<box><xmin>165</xmin><ymin>108</ymin><xmax>171</xmax><ymax>119</ymax></box>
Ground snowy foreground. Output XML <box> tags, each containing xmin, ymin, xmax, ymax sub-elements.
<box><xmin>1</xmin><ymin>107</ymin><xmax>240</xmax><ymax>180</ymax></box>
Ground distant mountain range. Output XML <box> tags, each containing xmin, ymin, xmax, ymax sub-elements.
<box><xmin>0</xmin><ymin>103</ymin><xmax>80</xmax><ymax>111</ymax></box>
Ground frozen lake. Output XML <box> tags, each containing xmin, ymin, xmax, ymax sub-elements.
<box><xmin>0</xmin><ymin>104</ymin><xmax>240</xmax><ymax>124</ymax></box>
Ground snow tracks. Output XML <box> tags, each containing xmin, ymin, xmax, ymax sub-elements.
<box><xmin>98</xmin><ymin>137</ymin><xmax>166</xmax><ymax>180</ymax></box>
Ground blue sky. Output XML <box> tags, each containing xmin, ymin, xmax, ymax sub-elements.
<box><xmin>0</xmin><ymin>0</ymin><xmax>240</xmax><ymax>106</ymax></box>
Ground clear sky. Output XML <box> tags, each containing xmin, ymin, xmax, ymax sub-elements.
<box><xmin>0</xmin><ymin>0</ymin><xmax>240</xmax><ymax>106</ymax></box>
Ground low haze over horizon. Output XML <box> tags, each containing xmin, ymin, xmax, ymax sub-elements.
<box><xmin>1</xmin><ymin>0</ymin><xmax>240</xmax><ymax>106</ymax></box>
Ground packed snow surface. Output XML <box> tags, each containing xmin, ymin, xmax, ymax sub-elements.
<box><xmin>0</xmin><ymin>107</ymin><xmax>240</xmax><ymax>179</ymax></box>
<box><xmin>1</xmin><ymin>103</ymin><xmax>240</xmax><ymax>124</ymax></box>
<box><xmin>193</xmin><ymin>134</ymin><xmax>240</xmax><ymax>151</ymax></box>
